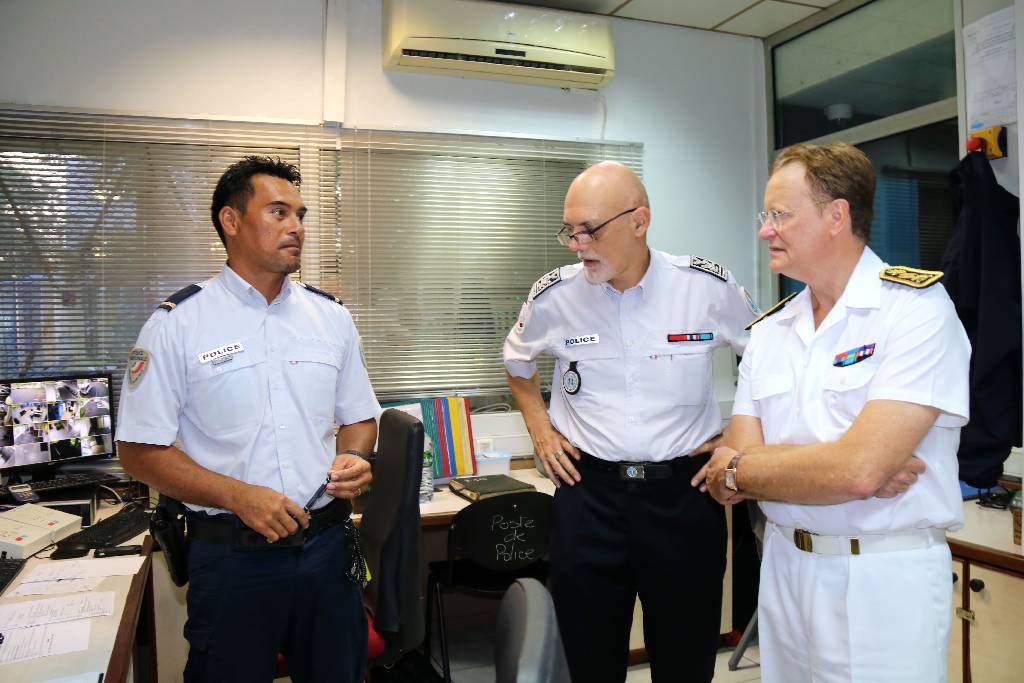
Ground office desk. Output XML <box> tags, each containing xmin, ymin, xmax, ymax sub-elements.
<box><xmin>0</xmin><ymin>506</ymin><xmax>156</xmax><ymax>683</ymax></box>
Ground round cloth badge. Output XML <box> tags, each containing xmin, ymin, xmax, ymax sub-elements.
<box><xmin>562</xmin><ymin>361</ymin><xmax>581</xmax><ymax>395</ymax></box>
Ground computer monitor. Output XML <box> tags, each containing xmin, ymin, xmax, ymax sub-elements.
<box><xmin>0</xmin><ymin>372</ymin><xmax>115</xmax><ymax>480</ymax></box>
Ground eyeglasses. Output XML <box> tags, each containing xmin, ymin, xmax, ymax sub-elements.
<box><xmin>557</xmin><ymin>207</ymin><xmax>638</xmax><ymax>247</ymax></box>
<box><xmin>756</xmin><ymin>210</ymin><xmax>794</xmax><ymax>231</ymax></box>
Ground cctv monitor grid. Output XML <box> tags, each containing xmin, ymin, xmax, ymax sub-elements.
<box><xmin>0</xmin><ymin>377</ymin><xmax>113</xmax><ymax>470</ymax></box>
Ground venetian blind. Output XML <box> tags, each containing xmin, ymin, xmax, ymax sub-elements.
<box><xmin>0</xmin><ymin>109</ymin><xmax>333</xmax><ymax>398</ymax></box>
<box><xmin>311</xmin><ymin>130</ymin><xmax>643</xmax><ymax>401</ymax></box>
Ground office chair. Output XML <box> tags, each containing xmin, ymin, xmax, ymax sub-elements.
<box><xmin>495</xmin><ymin>578</ymin><xmax>570</xmax><ymax>683</ymax></box>
<box><xmin>361</xmin><ymin>408</ymin><xmax>426</xmax><ymax>665</ymax></box>
<box><xmin>274</xmin><ymin>408</ymin><xmax>426</xmax><ymax>679</ymax></box>
<box><xmin>424</xmin><ymin>490</ymin><xmax>554</xmax><ymax>683</ymax></box>
<box><xmin>728</xmin><ymin>501</ymin><xmax>765</xmax><ymax>671</ymax></box>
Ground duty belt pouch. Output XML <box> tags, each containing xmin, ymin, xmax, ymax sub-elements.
<box><xmin>150</xmin><ymin>495</ymin><xmax>190</xmax><ymax>587</ymax></box>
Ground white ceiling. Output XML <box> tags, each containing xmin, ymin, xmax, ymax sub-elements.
<box><xmin>501</xmin><ymin>0</ymin><xmax>843</xmax><ymax>38</ymax></box>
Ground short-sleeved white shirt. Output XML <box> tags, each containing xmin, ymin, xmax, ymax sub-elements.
<box><xmin>116</xmin><ymin>264</ymin><xmax>381</xmax><ymax>514</ymax></box>
<box><xmin>503</xmin><ymin>249</ymin><xmax>755</xmax><ymax>462</ymax></box>
<box><xmin>733</xmin><ymin>247</ymin><xmax>970</xmax><ymax>534</ymax></box>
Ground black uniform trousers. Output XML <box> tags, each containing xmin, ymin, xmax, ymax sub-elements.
<box><xmin>549</xmin><ymin>454</ymin><xmax>727</xmax><ymax>683</ymax></box>
<box><xmin>182</xmin><ymin>520</ymin><xmax>366</xmax><ymax>683</ymax></box>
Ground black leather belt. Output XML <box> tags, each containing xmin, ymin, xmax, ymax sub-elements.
<box><xmin>577</xmin><ymin>450</ymin><xmax>706</xmax><ymax>481</ymax></box>
<box><xmin>187</xmin><ymin>497</ymin><xmax>351</xmax><ymax>549</ymax></box>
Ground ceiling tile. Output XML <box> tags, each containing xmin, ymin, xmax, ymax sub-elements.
<box><xmin>615</xmin><ymin>0</ymin><xmax>760</xmax><ymax>30</ymax></box>
<box><xmin>795</xmin><ymin>0</ymin><xmax>841</xmax><ymax>7</ymax></box>
<box><xmin>717</xmin><ymin>1</ymin><xmax>819</xmax><ymax>37</ymax></box>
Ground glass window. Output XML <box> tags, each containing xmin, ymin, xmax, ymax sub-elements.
<box><xmin>773</xmin><ymin>0</ymin><xmax>956</xmax><ymax>146</ymax></box>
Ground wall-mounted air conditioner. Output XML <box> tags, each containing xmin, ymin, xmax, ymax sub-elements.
<box><xmin>383</xmin><ymin>0</ymin><xmax>614</xmax><ymax>90</ymax></box>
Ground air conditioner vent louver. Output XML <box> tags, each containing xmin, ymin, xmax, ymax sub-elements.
<box><xmin>384</xmin><ymin>0</ymin><xmax>614</xmax><ymax>90</ymax></box>
<box><xmin>401</xmin><ymin>49</ymin><xmax>604</xmax><ymax>75</ymax></box>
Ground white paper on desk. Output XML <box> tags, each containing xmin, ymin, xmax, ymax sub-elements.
<box><xmin>0</xmin><ymin>619</ymin><xmax>91</xmax><ymax>665</ymax></box>
<box><xmin>0</xmin><ymin>591</ymin><xmax>114</xmax><ymax>630</ymax></box>
<box><xmin>40</xmin><ymin>674</ymin><xmax>103</xmax><ymax>683</ymax></box>
<box><xmin>8</xmin><ymin>577</ymin><xmax>104</xmax><ymax>597</ymax></box>
<box><xmin>21</xmin><ymin>556</ymin><xmax>145</xmax><ymax>583</ymax></box>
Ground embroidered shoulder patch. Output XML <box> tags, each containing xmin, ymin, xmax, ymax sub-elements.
<box><xmin>689</xmin><ymin>256</ymin><xmax>728</xmax><ymax>282</ymax></box>
<box><xmin>745</xmin><ymin>292</ymin><xmax>797</xmax><ymax>330</ymax></box>
<box><xmin>300</xmin><ymin>282</ymin><xmax>344</xmax><ymax>305</ymax></box>
<box><xmin>528</xmin><ymin>268</ymin><xmax>562</xmax><ymax>302</ymax></box>
<box><xmin>157</xmin><ymin>284</ymin><xmax>202</xmax><ymax>311</ymax></box>
<box><xmin>879</xmin><ymin>266</ymin><xmax>943</xmax><ymax>289</ymax></box>
<box><xmin>127</xmin><ymin>347</ymin><xmax>150</xmax><ymax>387</ymax></box>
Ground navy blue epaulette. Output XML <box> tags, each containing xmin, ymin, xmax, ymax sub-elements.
<box><xmin>744</xmin><ymin>292</ymin><xmax>796</xmax><ymax>330</ymax></box>
<box><xmin>157</xmin><ymin>284</ymin><xmax>202</xmax><ymax>312</ymax></box>
<box><xmin>300</xmin><ymin>282</ymin><xmax>344</xmax><ymax>306</ymax></box>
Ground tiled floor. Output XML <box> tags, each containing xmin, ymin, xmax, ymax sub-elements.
<box><xmin>437</xmin><ymin>623</ymin><xmax>761</xmax><ymax>683</ymax></box>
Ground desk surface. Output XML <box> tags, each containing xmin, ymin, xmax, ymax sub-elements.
<box><xmin>0</xmin><ymin>503</ymin><xmax>152</xmax><ymax>683</ymax></box>
<box><xmin>947</xmin><ymin>500</ymin><xmax>1023</xmax><ymax>574</ymax></box>
<box><xmin>417</xmin><ymin>468</ymin><xmax>555</xmax><ymax>527</ymax></box>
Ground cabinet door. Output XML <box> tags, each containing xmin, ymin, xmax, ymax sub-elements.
<box><xmin>948</xmin><ymin>559</ymin><xmax>964</xmax><ymax>683</ymax></box>
<box><xmin>968</xmin><ymin>564</ymin><xmax>1024</xmax><ymax>681</ymax></box>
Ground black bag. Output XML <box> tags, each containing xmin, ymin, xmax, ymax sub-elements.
<box><xmin>149</xmin><ymin>495</ymin><xmax>189</xmax><ymax>587</ymax></box>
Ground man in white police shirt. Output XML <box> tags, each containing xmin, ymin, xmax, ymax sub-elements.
<box><xmin>503</xmin><ymin>161</ymin><xmax>757</xmax><ymax>682</ymax></box>
<box><xmin>697</xmin><ymin>143</ymin><xmax>970</xmax><ymax>683</ymax></box>
<box><xmin>117</xmin><ymin>157</ymin><xmax>380</xmax><ymax>683</ymax></box>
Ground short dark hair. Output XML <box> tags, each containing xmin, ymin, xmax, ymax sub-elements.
<box><xmin>210</xmin><ymin>156</ymin><xmax>302</xmax><ymax>245</ymax></box>
<box><xmin>771</xmin><ymin>142</ymin><xmax>875</xmax><ymax>242</ymax></box>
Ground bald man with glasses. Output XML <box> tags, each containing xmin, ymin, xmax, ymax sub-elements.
<box><xmin>503</xmin><ymin>161</ymin><xmax>758</xmax><ymax>683</ymax></box>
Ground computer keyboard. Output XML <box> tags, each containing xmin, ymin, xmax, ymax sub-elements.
<box><xmin>57</xmin><ymin>504</ymin><xmax>151</xmax><ymax>549</ymax></box>
<box><xmin>0</xmin><ymin>471</ymin><xmax>120</xmax><ymax>497</ymax></box>
<box><xmin>0</xmin><ymin>557</ymin><xmax>27</xmax><ymax>594</ymax></box>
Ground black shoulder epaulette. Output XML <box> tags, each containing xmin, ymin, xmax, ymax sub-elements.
<box><xmin>745</xmin><ymin>292</ymin><xmax>796</xmax><ymax>330</ymax></box>
<box><xmin>300</xmin><ymin>282</ymin><xmax>344</xmax><ymax>306</ymax></box>
<box><xmin>528</xmin><ymin>268</ymin><xmax>564</xmax><ymax>302</ymax></box>
<box><xmin>157</xmin><ymin>284</ymin><xmax>202</xmax><ymax>311</ymax></box>
<box><xmin>879</xmin><ymin>266</ymin><xmax>943</xmax><ymax>289</ymax></box>
<box><xmin>688</xmin><ymin>255</ymin><xmax>728</xmax><ymax>282</ymax></box>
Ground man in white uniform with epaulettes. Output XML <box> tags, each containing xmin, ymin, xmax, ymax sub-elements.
<box><xmin>504</xmin><ymin>161</ymin><xmax>757</xmax><ymax>683</ymax></box>
<box><xmin>698</xmin><ymin>142</ymin><xmax>970</xmax><ymax>683</ymax></box>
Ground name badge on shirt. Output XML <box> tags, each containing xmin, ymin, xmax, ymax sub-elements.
<box><xmin>667</xmin><ymin>332</ymin><xmax>714</xmax><ymax>343</ymax></box>
<box><xmin>833</xmin><ymin>343</ymin><xmax>875</xmax><ymax>367</ymax></box>
<box><xmin>198</xmin><ymin>342</ymin><xmax>245</xmax><ymax>365</ymax></box>
<box><xmin>565</xmin><ymin>334</ymin><xmax>599</xmax><ymax>347</ymax></box>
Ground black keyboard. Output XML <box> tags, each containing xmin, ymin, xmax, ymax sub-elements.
<box><xmin>0</xmin><ymin>557</ymin><xmax>26</xmax><ymax>594</ymax></box>
<box><xmin>57</xmin><ymin>504</ymin><xmax>151</xmax><ymax>549</ymax></box>
<box><xmin>0</xmin><ymin>471</ymin><xmax>120</xmax><ymax>497</ymax></box>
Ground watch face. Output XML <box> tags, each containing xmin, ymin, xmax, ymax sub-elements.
<box><xmin>725</xmin><ymin>469</ymin><xmax>737</xmax><ymax>492</ymax></box>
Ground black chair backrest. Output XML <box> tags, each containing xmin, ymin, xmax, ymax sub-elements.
<box><xmin>360</xmin><ymin>408</ymin><xmax>425</xmax><ymax>655</ymax></box>
<box><xmin>448</xmin><ymin>491</ymin><xmax>553</xmax><ymax>573</ymax></box>
<box><xmin>495</xmin><ymin>578</ymin><xmax>571</xmax><ymax>683</ymax></box>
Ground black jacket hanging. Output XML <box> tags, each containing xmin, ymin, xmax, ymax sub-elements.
<box><xmin>942</xmin><ymin>152</ymin><xmax>1021</xmax><ymax>488</ymax></box>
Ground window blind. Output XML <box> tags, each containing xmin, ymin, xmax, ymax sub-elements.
<box><xmin>312</xmin><ymin>129</ymin><xmax>643</xmax><ymax>401</ymax></box>
<box><xmin>0</xmin><ymin>109</ymin><xmax>332</xmax><ymax>398</ymax></box>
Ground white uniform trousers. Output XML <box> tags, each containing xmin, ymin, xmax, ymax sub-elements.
<box><xmin>758</xmin><ymin>523</ymin><xmax>952</xmax><ymax>683</ymax></box>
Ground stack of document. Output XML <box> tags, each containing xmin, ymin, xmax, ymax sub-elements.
<box><xmin>389</xmin><ymin>396</ymin><xmax>478</xmax><ymax>480</ymax></box>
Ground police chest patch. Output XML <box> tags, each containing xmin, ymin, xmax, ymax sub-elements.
<box><xmin>565</xmin><ymin>334</ymin><xmax>599</xmax><ymax>347</ymax></box>
<box><xmin>198</xmin><ymin>342</ymin><xmax>245</xmax><ymax>365</ymax></box>
<box><xmin>127</xmin><ymin>347</ymin><xmax>150</xmax><ymax>387</ymax></box>
<box><xmin>833</xmin><ymin>343</ymin><xmax>875</xmax><ymax>367</ymax></box>
<box><xmin>689</xmin><ymin>256</ymin><xmax>728</xmax><ymax>282</ymax></box>
<box><xmin>529</xmin><ymin>268</ymin><xmax>562</xmax><ymax>302</ymax></box>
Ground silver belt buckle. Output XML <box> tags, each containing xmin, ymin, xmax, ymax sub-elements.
<box><xmin>620</xmin><ymin>464</ymin><xmax>645</xmax><ymax>480</ymax></box>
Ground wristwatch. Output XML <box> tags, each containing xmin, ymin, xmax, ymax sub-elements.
<box><xmin>724</xmin><ymin>454</ymin><xmax>743</xmax><ymax>492</ymax></box>
<box><xmin>341</xmin><ymin>448</ymin><xmax>370</xmax><ymax>460</ymax></box>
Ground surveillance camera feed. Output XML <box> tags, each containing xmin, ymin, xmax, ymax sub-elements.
<box><xmin>0</xmin><ymin>375</ymin><xmax>113</xmax><ymax>470</ymax></box>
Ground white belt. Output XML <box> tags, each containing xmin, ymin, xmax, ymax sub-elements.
<box><xmin>772</xmin><ymin>523</ymin><xmax>946</xmax><ymax>556</ymax></box>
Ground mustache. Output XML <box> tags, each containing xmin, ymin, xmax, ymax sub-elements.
<box><xmin>578</xmin><ymin>253</ymin><xmax>601</xmax><ymax>262</ymax></box>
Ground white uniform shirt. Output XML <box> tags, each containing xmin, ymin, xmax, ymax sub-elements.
<box><xmin>733</xmin><ymin>247</ymin><xmax>970</xmax><ymax>535</ymax></box>
<box><xmin>504</xmin><ymin>249</ymin><xmax>754</xmax><ymax>462</ymax></box>
<box><xmin>117</xmin><ymin>264</ymin><xmax>381</xmax><ymax>514</ymax></box>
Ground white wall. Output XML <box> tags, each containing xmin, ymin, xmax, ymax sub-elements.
<box><xmin>0</xmin><ymin>0</ymin><xmax>766</xmax><ymax>292</ymax></box>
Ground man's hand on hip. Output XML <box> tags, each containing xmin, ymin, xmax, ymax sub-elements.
<box><xmin>230</xmin><ymin>484</ymin><xmax>310</xmax><ymax>543</ymax></box>
<box><xmin>528</xmin><ymin>419</ymin><xmax>581</xmax><ymax>487</ymax></box>
<box><xmin>327</xmin><ymin>453</ymin><xmax>373</xmax><ymax>499</ymax></box>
